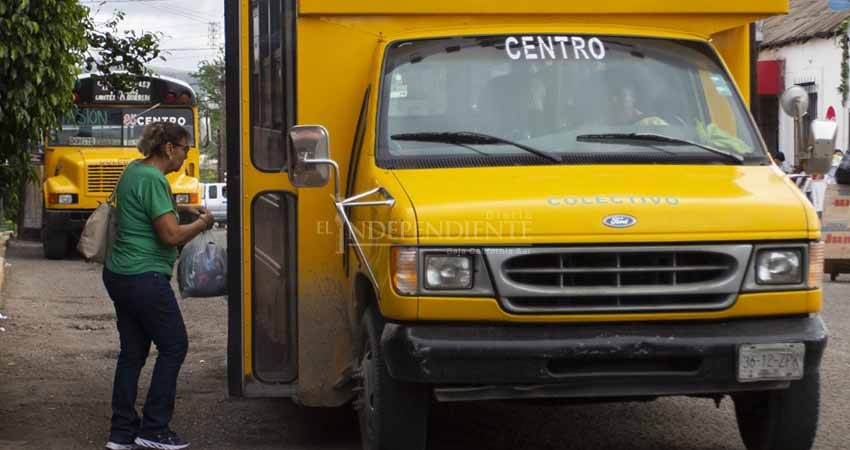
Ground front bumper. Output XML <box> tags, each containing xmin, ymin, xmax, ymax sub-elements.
<box><xmin>43</xmin><ymin>209</ymin><xmax>94</xmax><ymax>234</ymax></box>
<box><xmin>382</xmin><ymin>315</ymin><xmax>827</xmax><ymax>402</ymax></box>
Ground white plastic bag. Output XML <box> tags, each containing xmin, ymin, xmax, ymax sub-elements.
<box><xmin>177</xmin><ymin>231</ymin><xmax>227</xmax><ymax>298</ymax></box>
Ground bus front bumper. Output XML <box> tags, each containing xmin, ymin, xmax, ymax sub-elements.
<box><xmin>381</xmin><ymin>315</ymin><xmax>827</xmax><ymax>402</ymax></box>
<box><xmin>43</xmin><ymin>209</ymin><xmax>94</xmax><ymax>234</ymax></box>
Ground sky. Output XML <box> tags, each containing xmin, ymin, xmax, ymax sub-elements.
<box><xmin>82</xmin><ymin>0</ymin><xmax>225</xmax><ymax>73</ymax></box>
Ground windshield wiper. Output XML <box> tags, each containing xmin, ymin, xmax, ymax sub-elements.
<box><xmin>391</xmin><ymin>131</ymin><xmax>561</xmax><ymax>163</ymax></box>
<box><xmin>575</xmin><ymin>132</ymin><xmax>744</xmax><ymax>164</ymax></box>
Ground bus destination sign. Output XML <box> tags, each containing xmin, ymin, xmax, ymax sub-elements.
<box><xmin>93</xmin><ymin>79</ymin><xmax>152</xmax><ymax>103</ymax></box>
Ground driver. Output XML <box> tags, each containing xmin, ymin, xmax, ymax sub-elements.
<box><xmin>607</xmin><ymin>85</ymin><xmax>668</xmax><ymax>126</ymax></box>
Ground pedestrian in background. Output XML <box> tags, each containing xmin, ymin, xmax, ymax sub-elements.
<box><xmin>101</xmin><ymin>122</ymin><xmax>214</xmax><ymax>450</ymax></box>
<box><xmin>775</xmin><ymin>151</ymin><xmax>793</xmax><ymax>173</ymax></box>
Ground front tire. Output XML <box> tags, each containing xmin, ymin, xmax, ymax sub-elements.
<box><xmin>43</xmin><ymin>229</ymin><xmax>69</xmax><ymax>260</ymax></box>
<box><xmin>355</xmin><ymin>307</ymin><xmax>430</xmax><ymax>450</ymax></box>
<box><xmin>733</xmin><ymin>373</ymin><xmax>820</xmax><ymax>450</ymax></box>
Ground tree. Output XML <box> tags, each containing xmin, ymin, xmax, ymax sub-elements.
<box><xmin>192</xmin><ymin>50</ymin><xmax>225</xmax><ymax>182</ymax></box>
<box><xmin>0</xmin><ymin>0</ymin><xmax>162</xmax><ymax>224</ymax></box>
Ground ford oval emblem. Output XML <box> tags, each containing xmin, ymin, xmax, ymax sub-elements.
<box><xmin>603</xmin><ymin>214</ymin><xmax>637</xmax><ymax>228</ymax></box>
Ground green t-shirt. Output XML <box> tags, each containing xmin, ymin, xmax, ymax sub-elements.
<box><xmin>106</xmin><ymin>161</ymin><xmax>178</xmax><ymax>276</ymax></box>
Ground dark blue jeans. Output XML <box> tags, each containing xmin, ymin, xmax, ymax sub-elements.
<box><xmin>102</xmin><ymin>269</ymin><xmax>188</xmax><ymax>443</ymax></box>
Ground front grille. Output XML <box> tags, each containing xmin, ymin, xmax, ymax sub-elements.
<box><xmin>87</xmin><ymin>163</ymin><xmax>126</xmax><ymax>194</ymax></box>
<box><xmin>485</xmin><ymin>245</ymin><xmax>751</xmax><ymax>314</ymax></box>
<box><xmin>503</xmin><ymin>251</ymin><xmax>736</xmax><ymax>288</ymax></box>
<box><xmin>505</xmin><ymin>294</ymin><xmax>734</xmax><ymax>311</ymax></box>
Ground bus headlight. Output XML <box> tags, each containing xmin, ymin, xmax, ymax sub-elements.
<box><xmin>174</xmin><ymin>193</ymin><xmax>190</xmax><ymax>204</ymax></box>
<box><xmin>425</xmin><ymin>255</ymin><xmax>473</xmax><ymax>290</ymax></box>
<box><xmin>49</xmin><ymin>194</ymin><xmax>77</xmax><ymax>205</ymax></box>
<box><xmin>756</xmin><ymin>249</ymin><xmax>803</xmax><ymax>284</ymax></box>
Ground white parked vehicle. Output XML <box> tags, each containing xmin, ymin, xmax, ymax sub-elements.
<box><xmin>201</xmin><ymin>182</ymin><xmax>227</xmax><ymax>224</ymax></box>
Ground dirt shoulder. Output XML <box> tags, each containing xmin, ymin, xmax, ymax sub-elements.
<box><xmin>0</xmin><ymin>239</ymin><xmax>358</xmax><ymax>450</ymax></box>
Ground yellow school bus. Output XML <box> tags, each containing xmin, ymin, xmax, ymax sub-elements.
<box><xmin>42</xmin><ymin>74</ymin><xmax>202</xmax><ymax>259</ymax></box>
<box><xmin>225</xmin><ymin>2</ymin><xmax>826</xmax><ymax>449</ymax></box>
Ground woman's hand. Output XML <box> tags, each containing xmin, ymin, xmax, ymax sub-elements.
<box><xmin>198</xmin><ymin>209</ymin><xmax>215</xmax><ymax>230</ymax></box>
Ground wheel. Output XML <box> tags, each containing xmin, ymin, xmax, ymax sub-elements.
<box><xmin>354</xmin><ymin>307</ymin><xmax>430</xmax><ymax>450</ymax></box>
<box><xmin>733</xmin><ymin>373</ymin><xmax>820</xmax><ymax>450</ymax></box>
<box><xmin>43</xmin><ymin>229</ymin><xmax>69</xmax><ymax>260</ymax></box>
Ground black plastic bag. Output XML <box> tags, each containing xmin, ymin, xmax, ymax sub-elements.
<box><xmin>836</xmin><ymin>152</ymin><xmax>850</xmax><ymax>185</ymax></box>
<box><xmin>177</xmin><ymin>231</ymin><xmax>227</xmax><ymax>298</ymax></box>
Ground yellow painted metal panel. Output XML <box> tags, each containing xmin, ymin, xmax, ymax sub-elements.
<box><xmin>417</xmin><ymin>290</ymin><xmax>820</xmax><ymax>323</ymax></box>
<box><xmin>300</xmin><ymin>0</ymin><xmax>788</xmax><ymax>16</ymax></box>
<box><xmin>711</xmin><ymin>25</ymin><xmax>752</xmax><ymax>106</ymax></box>
<box><xmin>239</xmin><ymin>0</ymin><xmax>254</xmax><ymax>379</ymax></box>
<box><xmin>390</xmin><ymin>165</ymin><xmax>812</xmax><ymax>245</ymax></box>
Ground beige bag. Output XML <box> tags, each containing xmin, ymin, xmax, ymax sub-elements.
<box><xmin>77</xmin><ymin>162</ymin><xmax>132</xmax><ymax>263</ymax></box>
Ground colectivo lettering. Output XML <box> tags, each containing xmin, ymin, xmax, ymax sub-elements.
<box><xmin>547</xmin><ymin>196</ymin><xmax>680</xmax><ymax>206</ymax></box>
<box><xmin>505</xmin><ymin>36</ymin><xmax>606</xmax><ymax>61</ymax></box>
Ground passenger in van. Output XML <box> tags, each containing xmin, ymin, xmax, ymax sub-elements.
<box><xmin>101</xmin><ymin>122</ymin><xmax>214</xmax><ymax>450</ymax></box>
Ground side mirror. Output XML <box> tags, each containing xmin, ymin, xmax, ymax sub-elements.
<box><xmin>199</xmin><ymin>116</ymin><xmax>210</xmax><ymax>148</ymax></box>
<box><xmin>804</xmin><ymin>119</ymin><xmax>837</xmax><ymax>175</ymax></box>
<box><xmin>287</xmin><ymin>125</ymin><xmax>331</xmax><ymax>188</ymax></box>
<box><xmin>780</xmin><ymin>86</ymin><xmax>809</xmax><ymax>119</ymax></box>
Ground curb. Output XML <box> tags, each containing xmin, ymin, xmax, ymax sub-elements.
<box><xmin>0</xmin><ymin>231</ymin><xmax>12</xmax><ymax>294</ymax></box>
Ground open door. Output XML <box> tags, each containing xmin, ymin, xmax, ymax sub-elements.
<box><xmin>226</xmin><ymin>0</ymin><xmax>299</xmax><ymax>397</ymax></box>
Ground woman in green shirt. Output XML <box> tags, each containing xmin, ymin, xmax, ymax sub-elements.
<box><xmin>102</xmin><ymin>122</ymin><xmax>214</xmax><ymax>450</ymax></box>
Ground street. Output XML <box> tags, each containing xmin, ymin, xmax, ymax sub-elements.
<box><xmin>0</xmin><ymin>237</ymin><xmax>848</xmax><ymax>450</ymax></box>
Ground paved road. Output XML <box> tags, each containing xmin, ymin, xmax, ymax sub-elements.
<box><xmin>0</xmin><ymin>237</ymin><xmax>848</xmax><ymax>450</ymax></box>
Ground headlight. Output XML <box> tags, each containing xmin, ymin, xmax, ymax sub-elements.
<box><xmin>756</xmin><ymin>249</ymin><xmax>803</xmax><ymax>284</ymax></box>
<box><xmin>49</xmin><ymin>193</ymin><xmax>77</xmax><ymax>205</ymax></box>
<box><xmin>174</xmin><ymin>193</ymin><xmax>189</xmax><ymax>204</ymax></box>
<box><xmin>425</xmin><ymin>255</ymin><xmax>473</xmax><ymax>290</ymax></box>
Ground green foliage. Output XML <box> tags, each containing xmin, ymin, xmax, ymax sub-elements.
<box><xmin>838</xmin><ymin>19</ymin><xmax>850</xmax><ymax>107</ymax></box>
<box><xmin>0</xmin><ymin>1</ymin><xmax>162</xmax><ymax>222</ymax></box>
<box><xmin>0</xmin><ymin>0</ymin><xmax>87</xmax><ymax>221</ymax></box>
<box><xmin>200</xmin><ymin>167</ymin><xmax>218</xmax><ymax>183</ymax></box>
<box><xmin>192</xmin><ymin>50</ymin><xmax>225</xmax><ymax>178</ymax></box>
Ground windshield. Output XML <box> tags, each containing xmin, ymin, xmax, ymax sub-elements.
<box><xmin>49</xmin><ymin>107</ymin><xmax>195</xmax><ymax>147</ymax></box>
<box><xmin>378</xmin><ymin>35</ymin><xmax>767</xmax><ymax>168</ymax></box>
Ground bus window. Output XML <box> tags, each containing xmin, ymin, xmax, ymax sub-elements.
<box><xmin>49</xmin><ymin>107</ymin><xmax>195</xmax><ymax>147</ymax></box>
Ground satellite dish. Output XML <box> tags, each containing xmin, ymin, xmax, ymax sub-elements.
<box><xmin>780</xmin><ymin>86</ymin><xmax>809</xmax><ymax>119</ymax></box>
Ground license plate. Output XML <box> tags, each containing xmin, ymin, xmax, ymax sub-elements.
<box><xmin>737</xmin><ymin>343</ymin><xmax>805</xmax><ymax>382</ymax></box>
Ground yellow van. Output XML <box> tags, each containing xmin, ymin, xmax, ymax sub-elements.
<box><xmin>225</xmin><ymin>2</ymin><xmax>825</xmax><ymax>449</ymax></box>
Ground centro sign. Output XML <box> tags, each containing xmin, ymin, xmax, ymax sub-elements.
<box><xmin>123</xmin><ymin>114</ymin><xmax>188</xmax><ymax>128</ymax></box>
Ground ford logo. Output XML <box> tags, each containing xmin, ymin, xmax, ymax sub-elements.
<box><xmin>602</xmin><ymin>214</ymin><xmax>637</xmax><ymax>228</ymax></box>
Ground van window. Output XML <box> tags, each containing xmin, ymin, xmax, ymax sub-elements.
<box><xmin>209</xmin><ymin>185</ymin><xmax>218</xmax><ymax>199</ymax></box>
<box><xmin>378</xmin><ymin>35</ymin><xmax>766</xmax><ymax>168</ymax></box>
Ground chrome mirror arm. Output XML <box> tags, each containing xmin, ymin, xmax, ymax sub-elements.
<box><xmin>298</xmin><ymin>155</ymin><xmax>393</xmax><ymax>298</ymax></box>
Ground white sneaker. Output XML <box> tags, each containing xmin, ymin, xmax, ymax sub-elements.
<box><xmin>105</xmin><ymin>442</ymin><xmax>139</xmax><ymax>450</ymax></box>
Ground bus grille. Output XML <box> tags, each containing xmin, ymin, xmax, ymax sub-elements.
<box><xmin>87</xmin><ymin>163</ymin><xmax>127</xmax><ymax>194</ymax></box>
<box><xmin>485</xmin><ymin>245</ymin><xmax>751</xmax><ymax>314</ymax></box>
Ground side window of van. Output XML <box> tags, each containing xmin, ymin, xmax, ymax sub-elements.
<box><xmin>209</xmin><ymin>185</ymin><xmax>218</xmax><ymax>199</ymax></box>
<box><xmin>699</xmin><ymin>69</ymin><xmax>736</xmax><ymax>136</ymax></box>
<box><xmin>250</xmin><ymin>0</ymin><xmax>295</xmax><ymax>172</ymax></box>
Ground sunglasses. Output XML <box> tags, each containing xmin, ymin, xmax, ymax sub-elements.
<box><xmin>169</xmin><ymin>142</ymin><xmax>190</xmax><ymax>152</ymax></box>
